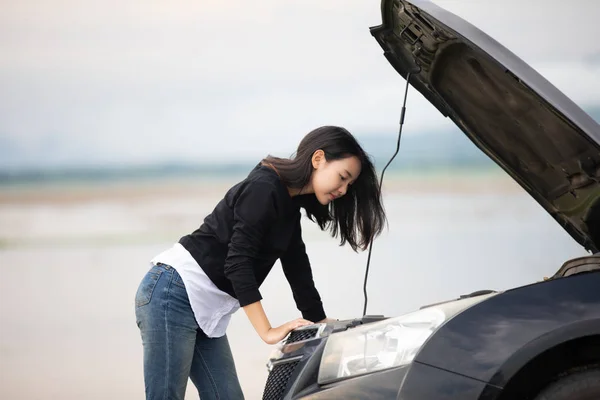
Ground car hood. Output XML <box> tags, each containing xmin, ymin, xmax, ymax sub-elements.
<box><xmin>370</xmin><ymin>0</ymin><xmax>600</xmax><ymax>253</ymax></box>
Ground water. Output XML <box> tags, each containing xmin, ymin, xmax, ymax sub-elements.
<box><xmin>0</xmin><ymin>174</ymin><xmax>586</xmax><ymax>399</ymax></box>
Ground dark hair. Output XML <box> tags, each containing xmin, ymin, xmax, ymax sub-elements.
<box><xmin>263</xmin><ymin>126</ymin><xmax>386</xmax><ymax>252</ymax></box>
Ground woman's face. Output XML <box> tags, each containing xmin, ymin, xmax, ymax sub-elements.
<box><xmin>308</xmin><ymin>151</ymin><xmax>361</xmax><ymax>205</ymax></box>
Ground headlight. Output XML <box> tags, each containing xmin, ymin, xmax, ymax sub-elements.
<box><xmin>318</xmin><ymin>293</ymin><xmax>497</xmax><ymax>384</ymax></box>
<box><xmin>317</xmin><ymin>308</ymin><xmax>444</xmax><ymax>384</ymax></box>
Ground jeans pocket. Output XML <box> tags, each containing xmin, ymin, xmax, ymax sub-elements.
<box><xmin>135</xmin><ymin>269</ymin><xmax>162</xmax><ymax>307</ymax></box>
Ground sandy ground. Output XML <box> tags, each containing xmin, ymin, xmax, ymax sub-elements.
<box><xmin>0</xmin><ymin>171</ymin><xmax>521</xmax><ymax>206</ymax></box>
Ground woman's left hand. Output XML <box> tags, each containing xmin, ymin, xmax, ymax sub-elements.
<box><xmin>264</xmin><ymin>318</ymin><xmax>314</xmax><ymax>344</ymax></box>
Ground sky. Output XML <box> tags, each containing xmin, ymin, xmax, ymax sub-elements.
<box><xmin>1</xmin><ymin>0</ymin><xmax>599</xmax><ymax>169</ymax></box>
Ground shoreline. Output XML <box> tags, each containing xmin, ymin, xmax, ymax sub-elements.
<box><xmin>0</xmin><ymin>169</ymin><xmax>521</xmax><ymax>206</ymax></box>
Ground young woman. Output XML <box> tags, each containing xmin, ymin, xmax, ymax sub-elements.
<box><xmin>134</xmin><ymin>125</ymin><xmax>386</xmax><ymax>399</ymax></box>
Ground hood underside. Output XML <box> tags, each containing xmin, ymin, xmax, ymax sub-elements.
<box><xmin>371</xmin><ymin>0</ymin><xmax>600</xmax><ymax>253</ymax></box>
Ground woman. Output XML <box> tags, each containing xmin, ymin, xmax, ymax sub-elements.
<box><xmin>134</xmin><ymin>125</ymin><xmax>386</xmax><ymax>399</ymax></box>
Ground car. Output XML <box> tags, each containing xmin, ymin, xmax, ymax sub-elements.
<box><xmin>260</xmin><ymin>0</ymin><xmax>600</xmax><ymax>399</ymax></box>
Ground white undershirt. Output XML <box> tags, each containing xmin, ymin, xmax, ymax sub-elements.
<box><xmin>151</xmin><ymin>243</ymin><xmax>240</xmax><ymax>338</ymax></box>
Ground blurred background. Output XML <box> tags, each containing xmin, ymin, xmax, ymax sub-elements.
<box><xmin>1</xmin><ymin>0</ymin><xmax>599</xmax><ymax>398</ymax></box>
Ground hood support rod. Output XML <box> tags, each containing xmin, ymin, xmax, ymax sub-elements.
<box><xmin>363</xmin><ymin>70</ymin><xmax>417</xmax><ymax>316</ymax></box>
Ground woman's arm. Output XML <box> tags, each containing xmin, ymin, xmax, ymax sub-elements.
<box><xmin>243</xmin><ymin>301</ymin><xmax>313</xmax><ymax>345</ymax></box>
<box><xmin>225</xmin><ymin>183</ymin><xmax>314</xmax><ymax>344</ymax></box>
<box><xmin>280</xmin><ymin>213</ymin><xmax>327</xmax><ymax>322</ymax></box>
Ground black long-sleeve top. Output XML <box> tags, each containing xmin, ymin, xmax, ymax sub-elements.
<box><xmin>179</xmin><ymin>164</ymin><xmax>326</xmax><ymax>322</ymax></box>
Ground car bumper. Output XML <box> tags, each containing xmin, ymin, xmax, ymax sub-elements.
<box><xmin>291</xmin><ymin>361</ymin><xmax>502</xmax><ymax>400</ymax></box>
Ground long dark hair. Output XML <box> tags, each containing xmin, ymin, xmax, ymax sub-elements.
<box><xmin>263</xmin><ymin>126</ymin><xmax>386</xmax><ymax>252</ymax></box>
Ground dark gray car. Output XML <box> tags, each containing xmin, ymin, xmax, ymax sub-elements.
<box><xmin>262</xmin><ymin>1</ymin><xmax>600</xmax><ymax>399</ymax></box>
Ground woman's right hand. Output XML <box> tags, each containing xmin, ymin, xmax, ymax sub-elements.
<box><xmin>263</xmin><ymin>318</ymin><xmax>314</xmax><ymax>345</ymax></box>
<box><xmin>242</xmin><ymin>301</ymin><xmax>314</xmax><ymax>345</ymax></box>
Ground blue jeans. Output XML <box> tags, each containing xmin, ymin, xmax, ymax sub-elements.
<box><xmin>135</xmin><ymin>263</ymin><xmax>244</xmax><ymax>399</ymax></box>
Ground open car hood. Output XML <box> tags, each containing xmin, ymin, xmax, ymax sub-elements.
<box><xmin>370</xmin><ymin>0</ymin><xmax>600</xmax><ymax>253</ymax></box>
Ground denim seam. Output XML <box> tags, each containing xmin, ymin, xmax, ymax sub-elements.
<box><xmin>163</xmin><ymin>272</ymin><xmax>172</xmax><ymax>400</ymax></box>
<box><xmin>172</xmin><ymin>280</ymin><xmax>186</xmax><ymax>289</ymax></box>
<box><xmin>194</xmin><ymin>344</ymin><xmax>220</xmax><ymax>400</ymax></box>
<box><xmin>172</xmin><ymin>271</ymin><xmax>185</xmax><ymax>289</ymax></box>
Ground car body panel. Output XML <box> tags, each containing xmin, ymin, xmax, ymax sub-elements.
<box><xmin>297</xmin><ymin>366</ymin><xmax>409</xmax><ymax>399</ymax></box>
<box><xmin>414</xmin><ymin>271</ymin><xmax>600</xmax><ymax>385</ymax></box>
<box><xmin>370</xmin><ymin>0</ymin><xmax>600</xmax><ymax>252</ymax></box>
<box><xmin>399</xmin><ymin>361</ymin><xmax>502</xmax><ymax>400</ymax></box>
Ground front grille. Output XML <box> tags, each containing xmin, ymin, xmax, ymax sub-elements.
<box><xmin>286</xmin><ymin>328</ymin><xmax>318</xmax><ymax>344</ymax></box>
<box><xmin>262</xmin><ymin>360</ymin><xmax>300</xmax><ymax>400</ymax></box>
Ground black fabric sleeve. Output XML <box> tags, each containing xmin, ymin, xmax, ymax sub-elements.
<box><xmin>224</xmin><ymin>180</ymin><xmax>278</xmax><ymax>307</ymax></box>
<box><xmin>280</xmin><ymin>213</ymin><xmax>326</xmax><ymax>322</ymax></box>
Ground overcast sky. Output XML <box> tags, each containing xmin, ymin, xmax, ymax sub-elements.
<box><xmin>1</xmin><ymin>0</ymin><xmax>599</xmax><ymax>168</ymax></box>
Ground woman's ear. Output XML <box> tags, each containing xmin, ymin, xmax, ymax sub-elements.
<box><xmin>312</xmin><ymin>149</ymin><xmax>325</xmax><ymax>169</ymax></box>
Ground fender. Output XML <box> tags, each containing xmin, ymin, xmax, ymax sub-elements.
<box><xmin>413</xmin><ymin>271</ymin><xmax>600</xmax><ymax>384</ymax></box>
<box><xmin>488</xmin><ymin>318</ymin><xmax>600</xmax><ymax>387</ymax></box>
